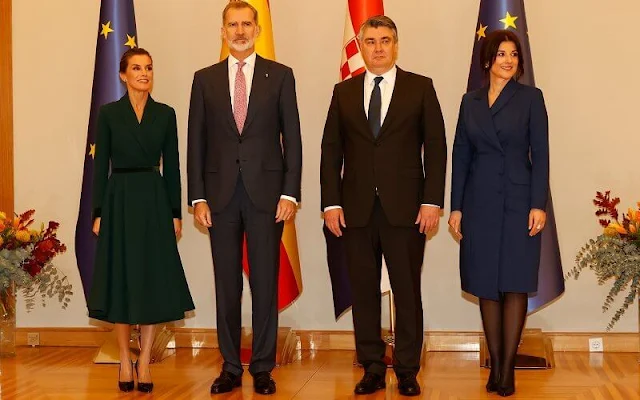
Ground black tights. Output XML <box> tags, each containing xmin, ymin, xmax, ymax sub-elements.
<box><xmin>480</xmin><ymin>292</ymin><xmax>528</xmax><ymax>388</ymax></box>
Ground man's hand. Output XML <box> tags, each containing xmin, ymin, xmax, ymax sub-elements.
<box><xmin>275</xmin><ymin>198</ymin><xmax>297</xmax><ymax>223</ymax></box>
<box><xmin>415</xmin><ymin>205</ymin><xmax>439</xmax><ymax>234</ymax></box>
<box><xmin>324</xmin><ymin>208</ymin><xmax>346</xmax><ymax>237</ymax></box>
<box><xmin>194</xmin><ymin>202</ymin><xmax>212</xmax><ymax>228</ymax></box>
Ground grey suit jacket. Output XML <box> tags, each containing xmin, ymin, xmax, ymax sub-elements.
<box><xmin>187</xmin><ymin>55</ymin><xmax>302</xmax><ymax>213</ymax></box>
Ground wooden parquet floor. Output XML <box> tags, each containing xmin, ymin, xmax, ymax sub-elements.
<box><xmin>0</xmin><ymin>347</ymin><xmax>639</xmax><ymax>399</ymax></box>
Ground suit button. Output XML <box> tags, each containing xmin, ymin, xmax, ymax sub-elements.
<box><xmin>375</xmin><ymin>142</ymin><xmax>380</xmax><ymax>147</ymax></box>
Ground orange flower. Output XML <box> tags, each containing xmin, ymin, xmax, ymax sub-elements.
<box><xmin>15</xmin><ymin>230</ymin><xmax>31</xmax><ymax>242</ymax></box>
<box><xmin>629</xmin><ymin>224</ymin><xmax>637</xmax><ymax>234</ymax></box>
<box><xmin>0</xmin><ymin>221</ymin><xmax>5</xmax><ymax>231</ymax></box>
<box><xmin>0</xmin><ymin>237</ymin><xmax>4</xmax><ymax>247</ymax></box>
<box><xmin>604</xmin><ymin>226</ymin><xmax>618</xmax><ymax>236</ymax></box>
<box><xmin>0</xmin><ymin>211</ymin><xmax>5</xmax><ymax>220</ymax></box>
<box><xmin>608</xmin><ymin>222</ymin><xmax>628</xmax><ymax>235</ymax></box>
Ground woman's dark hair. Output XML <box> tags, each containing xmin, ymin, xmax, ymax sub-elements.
<box><xmin>480</xmin><ymin>30</ymin><xmax>524</xmax><ymax>80</ymax></box>
<box><xmin>119</xmin><ymin>48</ymin><xmax>152</xmax><ymax>73</ymax></box>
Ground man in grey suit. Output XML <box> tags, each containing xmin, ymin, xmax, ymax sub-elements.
<box><xmin>187</xmin><ymin>1</ymin><xmax>302</xmax><ymax>395</ymax></box>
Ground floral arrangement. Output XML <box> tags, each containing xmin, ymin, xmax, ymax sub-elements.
<box><xmin>0</xmin><ymin>210</ymin><xmax>72</xmax><ymax>317</ymax></box>
<box><xmin>566</xmin><ymin>191</ymin><xmax>640</xmax><ymax>330</ymax></box>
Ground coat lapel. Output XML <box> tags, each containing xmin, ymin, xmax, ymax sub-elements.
<box><xmin>119</xmin><ymin>95</ymin><xmax>154</xmax><ymax>158</ymax></box>
<box><xmin>490</xmin><ymin>78</ymin><xmax>519</xmax><ymax>117</ymax></box>
<box><xmin>243</xmin><ymin>55</ymin><xmax>269</xmax><ymax>134</ymax></box>
<box><xmin>376</xmin><ymin>68</ymin><xmax>405</xmax><ymax>140</ymax></box>
<box><xmin>348</xmin><ymin>74</ymin><xmax>374</xmax><ymax>142</ymax></box>
<box><xmin>471</xmin><ymin>87</ymin><xmax>503</xmax><ymax>152</ymax></box>
<box><xmin>217</xmin><ymin>58</ymin><xmax>240</xmax><ymax>136</ymax></box>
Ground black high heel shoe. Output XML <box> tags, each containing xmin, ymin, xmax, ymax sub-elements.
<box><xmin>134</xmin><ymin>360</ymin><xmax>154</xmax><ymax>393</ymax></box>
<box><xmin>497</xmin><ymin>385</ymin><xmax>515</xmax><ymax>397</ymax></box>
<box><xmin>497</xmin><ymin>371</ymin><xmax>515</xmax><ymax>397</ymax></box>
<box><xmin>118</xmin><ymin>361</ymin><xmax>134</xmax><ymax>392</ymax></box>
<box><xmin>486</xmin><ymin>365</ymin><xmax>500</xmax><ymax>393</ymax></box>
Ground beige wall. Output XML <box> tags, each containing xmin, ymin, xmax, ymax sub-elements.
<box><xmin>13</xmin><ymin>0</ymin><xmax>640</xmax><ymax>332</ymax></box>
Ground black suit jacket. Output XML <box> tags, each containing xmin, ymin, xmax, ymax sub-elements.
<box><xmin>187</xmin><ymin>55</ymin><xmax>302</xmax><ymax>213</ymax></box>
<box><xmin>320</xmin><ymin>68</ymin><xmax>447</xmax><ymax>227</ymax></box>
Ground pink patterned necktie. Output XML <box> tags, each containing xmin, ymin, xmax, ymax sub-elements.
<box><xmin>233</xmin><ymin>61</ymin><xmax>247</xmax><ymax>133</ymax></box>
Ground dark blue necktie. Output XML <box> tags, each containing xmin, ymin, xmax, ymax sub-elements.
<box><xmin>368</xmin><ymin>76</ymin><xmax>383</xmax><ymax>138</ymax></box>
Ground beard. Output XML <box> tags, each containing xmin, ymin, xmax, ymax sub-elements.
<box><xmin>227</xmin><ymin>35</ymin><xmax>255</xmax><ymax>52</ymax></box>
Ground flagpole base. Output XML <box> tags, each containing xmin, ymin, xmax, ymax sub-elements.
<box><xmin>93</xmin><ymin>324</ymin><xmax>176</xmax><ymax>364</ymax></box>
<box><xmin>480</xmin><ymin>328</ymin><xmax>554</xmax><ymax>369</ymax></box>
<box><xmin>240</xmin><ymin>327</ymin><xmax>298</xmax><ymax>367</ymax></box>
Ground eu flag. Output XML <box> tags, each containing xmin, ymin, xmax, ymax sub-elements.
<box><xmin>467</xmin><ymin>0</ymin><xmax>564</xmax><ymax>313</ymax></box>
<box><xmin>75</xmin><ymin>0</ymin><xmax>137</xmax><ymax>300</ymax></box>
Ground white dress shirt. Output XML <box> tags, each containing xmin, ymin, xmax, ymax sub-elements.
<box><xmin>192</xmin><ymin>52</ymin><xmax>297</xmax><ymax>207</ymax></box>
<box><xmin>324</xmin><ymin>66</ymin><xmax>438</xmax><ymax>212</ymax></box>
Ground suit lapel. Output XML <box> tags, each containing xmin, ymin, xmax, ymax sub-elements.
<box><xmin>471</xmin><ymin>87</ymin><xmax>503</xmax><ymax>152</ymax></box>
<box><xmin>347</xmin><ymin>74</ymin><xmax>373</xmax><ymax>142</ymax></box>
<box><xmin>376</xmin><ymin>68</ymin><xmax>405</xmax><ymax>140</ymax></box>
<box><xmin>243</xmin><ymin>55</ymin><xmax>269</xmax><ymax>134</ymax></box>
<box><xmin>217</xmin><ymin>58</ymin><xmax>240</xmax><ymax>136</ymax></box>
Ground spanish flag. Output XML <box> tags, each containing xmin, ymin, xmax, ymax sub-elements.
<box><xmin>220</xmin><ymin>0</ymin><xmax>302</xmax><ymax>312</ymax></box>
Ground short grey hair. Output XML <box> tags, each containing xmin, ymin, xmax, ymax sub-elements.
<box><xmin>357</xmin><ymin>15</ymin><xmax>398</xmax><ymax>43</ymax></box>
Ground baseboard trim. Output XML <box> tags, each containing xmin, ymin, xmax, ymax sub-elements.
<box><xmin>15</xmin><ymin>328</ymin><xmax>639</xmax><ymax>352</ymax></box>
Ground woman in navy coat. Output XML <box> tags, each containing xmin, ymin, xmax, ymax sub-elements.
<box><xmin>449</xmin><ymin>30</ymin><xmax>549</xmax><ymax>397</ymax></box>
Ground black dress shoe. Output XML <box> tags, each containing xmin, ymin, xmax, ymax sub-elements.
<box><xmin>253</xmin><ymin>371</ymin><xmax>276</xmax><ymax>395</ymax></box>
<box><xmin>118</xmin><ymin>361</ymin><xmax>134</xmax><ymax>392</ymax></box>
<box><xmin>354</xmin><ymin>372</ymin><xmax>385</xmax><ymax>395</ymax></box>
<box><xmin>397</xmin><ymin>374</ymin><xmax>421</xmax><ymax>397</ymax></box>
<box><xmin>134</xmin><ymin>360</ymin><xmax>154</xmax><ymax>393</ymax></box>
<box><xmin>211</xmin><ymin>371</ymin><xmax>242</xmax><ymax>394</ymax></box>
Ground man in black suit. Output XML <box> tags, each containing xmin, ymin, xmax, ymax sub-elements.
<box><xmin>321</xmin><ymin>15</ymin><xmax>446</xmax><ymax>396</ymax></box>
<box><xmin>187</xmin><ymin>1</ymin><xmax>301</xmax><ymax>395</ymax></box>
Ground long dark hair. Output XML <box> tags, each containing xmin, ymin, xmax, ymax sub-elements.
<box><xmin>480</xmin><ymin>30</ymin><xmax>524</xmax><ymax>80</ymax></box>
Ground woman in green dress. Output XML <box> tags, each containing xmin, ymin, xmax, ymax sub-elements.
<box><xmin>88</xmin><ymin>48</ymin><xmax>195</xmax><ymax>393</ymax></box>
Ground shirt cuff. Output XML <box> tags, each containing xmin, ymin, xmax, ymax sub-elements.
<box><xmin>192</xmin><ymin>199</ymin><xmax>206</xmax><ymax>207</ymax></box>
<box><xmin>280</xmin><ymin>195</ymin><xmax>298</xmax><ymax>205</ymax></box>
<box><xmin>324</xmin><ymin>205</ymin><xmax>342</xmax><ymax>212</ymax></box>
<box><xmin>421</xmin><ymin>204</ymin><xmax>440</xmax><ymax>208</ymax></box>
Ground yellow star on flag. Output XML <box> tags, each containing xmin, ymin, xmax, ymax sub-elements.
<box><xmin>476</xmin><ymin>23</ymin><xmax>488</xmax><ymax>41</ymax></box>
<box><xmin>100</xmin><ymin>21</ymin><xmax>114</xmax><ymax>39</ymax></box>
<box><xmin>89</xmin><ymin>143</ymin><xmax>96</xmax><ymax>159</ymax></box>
<box><xmin>124</xmin><ymin>34</ymin><xmax>137</xmax><ymax>49</ymax></box>
<box><xmin>500</xmin><ymin>12</ymin><xmax>518</xmax><ymax>29</ymax></box>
